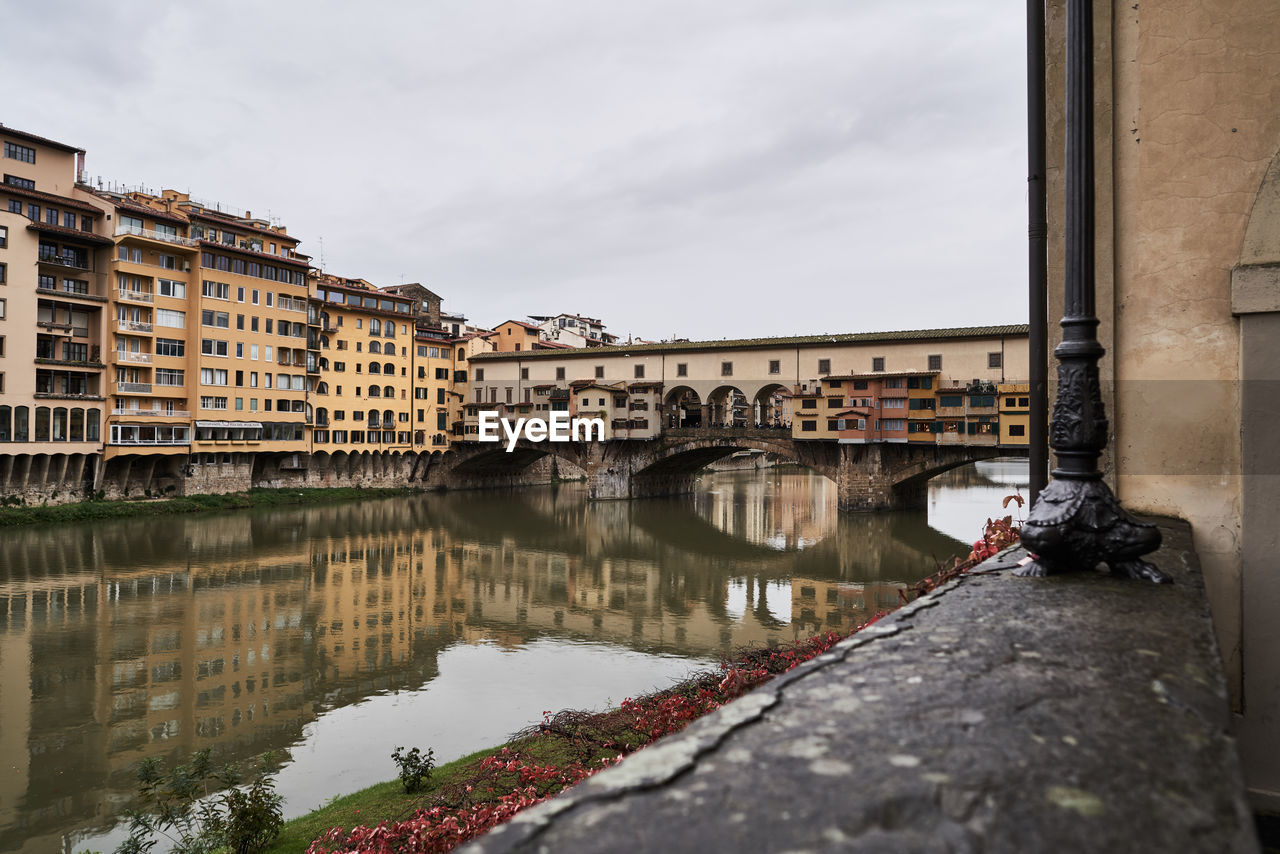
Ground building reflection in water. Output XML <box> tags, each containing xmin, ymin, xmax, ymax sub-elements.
<box><xmin>0</xmin><ymin>469</ymin><xmax>971</xmax><ymax>853</ymax></box>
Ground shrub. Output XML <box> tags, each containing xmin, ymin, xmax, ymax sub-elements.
<box><xmin>114</xmin><ymin>750</ymin><xmax>282</xmax><ymax>854</ymax></box>
<box><xmin>391</xmin><ymin>746</ymin><xmax>436</xmax><ymax>794</ymax></box>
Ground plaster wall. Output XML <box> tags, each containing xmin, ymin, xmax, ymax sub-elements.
<box><xmin>1045</xmin><ymin>0</ymin><xmax>1280</xmax><ymax>804</ymax></box>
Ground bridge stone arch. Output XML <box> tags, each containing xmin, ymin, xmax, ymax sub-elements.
<box><xmin>425</xmin><ymin>428</ymin><xmax>1024</xmax><ymax>512</ymax></box>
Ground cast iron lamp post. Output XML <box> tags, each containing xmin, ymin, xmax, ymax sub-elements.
<box><xmin>1014</xmin><ymin>0</ymin><xmax>1168</xmax><ymax>583</ymax></box>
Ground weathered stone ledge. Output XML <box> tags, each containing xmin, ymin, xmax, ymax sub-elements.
<box><xmin>463</xmin><ymin>518</ymin><xmax>1258</xmax><ymax>853</ymax></box>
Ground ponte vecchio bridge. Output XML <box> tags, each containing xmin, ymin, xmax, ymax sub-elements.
<box><xmin>415</xmin><ymin>324</ymin><xmax>1030</xmax><ymax>511</ymax></box>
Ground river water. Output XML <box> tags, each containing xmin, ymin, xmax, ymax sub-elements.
<box><xmin>0</xmin><ymin>460</ymin><xmax>1027</xmax><ymax>853</ymax></box>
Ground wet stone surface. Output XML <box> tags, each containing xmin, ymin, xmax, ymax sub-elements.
<box><xmin>461</xmin><ymin>518</ymin><xmax>1259</xmax><ymax>854</ymax></box>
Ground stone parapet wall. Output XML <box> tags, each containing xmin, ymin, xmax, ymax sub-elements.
<box><xmin>462</xmin><ymin>519</ymin><xmax>1258</xmax><ymax>854</ymax></box>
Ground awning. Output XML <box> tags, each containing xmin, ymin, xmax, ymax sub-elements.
<box><xmin>194</xmin><ymin>421</ymin><xmax>263</xmax><ymax>429</ymax></box>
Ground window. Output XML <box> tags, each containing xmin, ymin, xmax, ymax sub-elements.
<box><xmin>634</xmin><ymin>365</ymin><xmax>645</xmax><ymax>379</ymax></box>
<box><xmin>989</xmin><ymin>352</ymin><xmax>1002</xmax><ymax>369</ymax></box>
<box><xmin>200</xmin><ymin>309</ymin><xmax>229</xmax><ymax>328</ymax></box>
<box><xmin>4</xmin><ymin>142</ymin><xmax>36</xmax><ymax>163</ymax></box>
<box><xmin>1009</xmin><ymin>424</ymin><xmax>1026</xmax><ymax>436</ymax></box>
<box><xmin>556</xmin><ymin>367</ymin><xmax>565</xmax><ymax>381</ymax></box>
<box><xmin>157</xmin><ymin>279</ymin><xmax>185</xmax><ymax>299</ymax></box>
<box><xmin>156</xmin><ymin>338</ymin><xmax>185</xmax><ymax>357</ymax></box>
<box><xmin>721</xmin><ymin>361</ymin><xmax>733</xmax><ymax>376</ymax></box>
<box><xmin>818</xmin><ymin>359</ymin><xmax>831</xmax><ymax>374</ymax></box>
<box><xmin>200</xmin><ymin>368</ymin><xmax>228</xmax><ymax>386</ymax></box>
<box><xmin>928</xmin><ymin>354</ymin><xmax>942</xmax><ymax>371</ymax></box>
<box><xmin>156</xmin><ymin>308</ymin><xmax>185</xmax><ymax>328</ymax></box>
<box><xmin>202</xmin><ymin>280</ymin><xmax>230</xmax><ymax>300</ymax></box>
<box><xmin>768</xmin><ymin>360</ymin><xmax>780</xmax><ymax>374</ymax></box>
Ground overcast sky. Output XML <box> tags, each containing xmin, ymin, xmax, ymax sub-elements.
<box><xmin>4</xmin><ymin>1</ymin><xmax>1027</xmax><ymax>341</ymax></box>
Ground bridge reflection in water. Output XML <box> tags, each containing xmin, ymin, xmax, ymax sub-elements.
<box><xmin>0</xmin><ymin>469</ymin><xmax>974</xmax><ymax>853</ymax></box>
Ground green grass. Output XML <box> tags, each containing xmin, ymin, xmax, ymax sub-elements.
<box><xmin>0</xmin><ymin>486</ymin><xmax>420</xmax><ymax>529</ymax></box>
<box><xmin>265</xmin><ymin>744</ymin><xmax>516</xmax><ymax>853</ymax></box>
<box><xmin>265</xmin><ymin>734</ymin><xmax>624</xmax><ymax>853</ymax></box>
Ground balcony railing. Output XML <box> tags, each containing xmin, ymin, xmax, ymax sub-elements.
<box><xmin>116</xmin><ymin>289</ymin><xmax>154</xmax><ymax>304</ymax></box>
<box><xmin>116</xmin><ymin>382</ymin><xmax>153</xmax><ymax>394</ymax></box>
<box><xmin>112</xmin><ymin>408</ymin><xmax>190</xmax><ymax>418</ymax></box>
<box><xmin>116</xmin><ymin>351</ymin><xmax>153</xmax><ymax>364</ymax></box>
<box><xmin>114</xmin><ymin>319</ymin><xmax>153</xmax><ymax>333</ymax></box>
<box><xmin>37</xmin><ymin>253</ymin><xmax>90</xmax><ymax>271</ymax></box>
<box><xmin>115</xmin><ymin>224</ymin><xmax>199</xmax><ymax>247</ymax></box>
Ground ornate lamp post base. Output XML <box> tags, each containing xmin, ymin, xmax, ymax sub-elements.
<box><xmin>1017</xmin><ymin>0</ymin><xmax>1168</xmax><ymax>585</ymax></box>
<box><xmin>1014</xmin><ymin>477</ymin><xmax>1169</xmax><ymax>582</ymax></box>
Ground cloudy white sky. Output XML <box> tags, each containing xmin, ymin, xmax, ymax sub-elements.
<box><xmin>4</xmin><ymin>1</ymin><xmax>1028</xmax><ymax>341</ymax></box>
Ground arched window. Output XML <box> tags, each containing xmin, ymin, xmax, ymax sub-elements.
<box><xmin>86</xmin><ymin>409</ymin><xmax>99</xmax><ymax>441</ymax></box>
<box><xmin>369</xmin><ymin>362</ymin><xmax>381</xmax><ymax>375</ymax></box>
<box><xmin>15</xmin><ymin>406</ymin><xmax>29</xmax><ymax>441</ymax></box>
<box><xmin>0</xmin><ymin>406</ymin><xmax>10</xmax><ymax>441</ymax></box>
<box><xmin>370</xmin><ymin>318</ymin><xmax>381</xmax><ymax>336</ymax></box>
<box><xmin>369</xmin><ymin>386</ymin><xmax>381</xmax><ymax>398</ymax></box>
<box><xmin>383</xmin><ymin>385</ymin><xmax>394</xmax><ymax>398</ymax></box>
<box><xmin>34</xmin><ymin>407</ymin><xmax>51</xmax><ymax>441</ymax></box>
<box><xmin>69</xmin><ymin>408</ymin><xmax>85</xmax><ymax>441</ymax></box>
<box><xmin>369</xmin><ymin>341</ymin><xmax>382</xmax><ymax>354</ymax></box>
<box><xmin>383</xmin><ymin>362</ymin><xmax>394</xmax><ymax>375</ymax></box>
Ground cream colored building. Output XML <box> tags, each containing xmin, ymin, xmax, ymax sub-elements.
<box><xmin>467</xmin><ymin>325</ymin><xmax>1027</xmax><ymax>441</ymax></box>
<box><xmin>0</xmin><ymin>126</ymin><xmax>109</xmax><ymax>479</ymax></box>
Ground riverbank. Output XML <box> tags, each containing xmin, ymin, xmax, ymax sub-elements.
<box><xmin>0</xmin><ymin>486</ymin><xmax>421</xmax><ymax>529</ymax></box>
<box><xmin>291</xmin><ymin>623</ymin><xmax>874</xmax><ymax>853</ymax></box>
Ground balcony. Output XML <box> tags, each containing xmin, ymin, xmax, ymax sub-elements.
<box><xmin>115</xmin><ymin>224</ymin><xmax>199</xmax><ymax>247</ymax></box>
<box><xmin>116</xmin><ymin>382</ymin><xmax>153</xmax><ymax>394</ymax></box>
<box><xmin>112</xmin><ymin>408</ymin><xmax>191</xmax><ymax>418</ymax></box>
<box><xmin>116</xmin><ymin>289</ymin><xmax>154</xmax><ymax>304</ymax></box>
<box><xmin>114</xmin><ymin>319</ymin><xmax>153</xmax><ymax>334</ymax></box>
<box><xmin>37</xmin><ymin>252</ymin><xmax>90</xmax><ymax>271</ymax></box>
<box><xmin>116</xmin><ymin>351</ymin><xmax>153</xmax><ymax>364</ymax></box>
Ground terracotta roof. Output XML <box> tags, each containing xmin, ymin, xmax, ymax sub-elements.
<box><xmin>2</xmin><ymin>183</ymin><xmax>102</xmax><ymax>214</ymax></box>
<box><xmin>0</xmin><ymin>124</ymin><xmax>84</xmax><ymax>153</ymax></box>
<box><xmin>111</xmin><ymin>196</ymin><xmax>188</xmax><ymax>225</ymax></box>
<box><xmin>198</xmin><ymin>239</ymin><xmax>311</xmax><ymax>268</ymax></box>
<box><xmin>499</xmin><ymin>319</ymin><xmax>541</xmax><ymax>332</ymax></box>
<box><xmin>27</xmin><ymin>222</ymin><xmax>113</xmax><ymax>245</ymax></box>
<box><xmin>472</xmin><ymin>325</ymin><xmax>1031</xmax><ymax>362</ymax></box>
